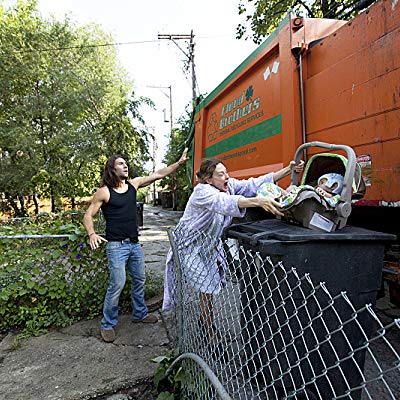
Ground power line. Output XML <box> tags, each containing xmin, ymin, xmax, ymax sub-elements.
<box><xmin>3</xmin><ymin>32</ymin><xmax>238</xmax><ymax>56</ymax></box>
<box><xmin>3</xmin><ymin>39</ymin><xmax>160</xmax><ymax>55</ymax></box>
<box><xmin>158</xmin><ymin>31</ymin><xmax>198</xmax><ymax>105</ymax></box>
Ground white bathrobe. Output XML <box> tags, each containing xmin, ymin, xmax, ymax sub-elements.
<box><xmin>162</xmin><ymin>173</ymin><xmax>274</xmax><ymax>310</ymax></box>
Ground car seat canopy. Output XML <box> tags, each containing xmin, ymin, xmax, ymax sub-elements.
<box><xmin>301</xmin><ymin>153</ymin><xmax>366</xmax><ymax>199</ymax></box>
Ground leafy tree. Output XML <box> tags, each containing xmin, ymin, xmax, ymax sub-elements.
<box><xmin>0</xmin><ymin>0</ymin><xmax>152</xmax><ymax>216</ymax></box>
<box><xmin>237</xmin><ymin>0</ymin><xmax>376</xmax><ymax>44</ymax></box>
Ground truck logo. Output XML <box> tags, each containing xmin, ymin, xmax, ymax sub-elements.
<box><xmin>245</xmin><ymin>85</ymin><xmax>254</xmax><ymax>101</ymax></box>
<box><xmin>219</xmin><ymin>85</ymin><xmax>261</xmax><ymax>130</ymax></box>
<box><xmin>207</xmin><ymin>112</ymin><xmax>219</xmax><ymax>142</ymax></box>
<box><xmin>206</xmin><ymin>85</ymin><xmax>264</xmax><ymax>144</ymax></box>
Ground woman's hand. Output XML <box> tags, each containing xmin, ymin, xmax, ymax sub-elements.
<box><xmin>238</xmin><ymin>196</ymin><xmax>284</xmax><ymax>216</ymax></box>
<box><xmin>256</xmin><ymin>197</ymin><xmax>284</xmax><ymax>216</ymax></box>
<box><xmin>273</xmin><ymin>159</ymin><xmax>305</xmax><ymax>182</ymax></box>
<box><xmin>289</xmin><ymin>160</ymin><xmax>305</xmax><ymax>173</ymax></box>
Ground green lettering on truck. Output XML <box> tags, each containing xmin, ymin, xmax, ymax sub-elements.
<box><xmin>204</xmin><ymin>114</ymin><xmax>282</xmax><ymax>158</ymax></box>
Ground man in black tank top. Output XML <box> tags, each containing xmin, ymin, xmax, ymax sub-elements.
<box><xmin>83</xmin><ymin>148</ymin><xmax>188</xmax><ymax>343</ymax></box>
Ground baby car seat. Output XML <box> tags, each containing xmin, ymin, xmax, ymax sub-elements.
<box><xmin>279</xmin><ymin>142</ymin><xmax>365</xmax><ymax>232</ymax></box>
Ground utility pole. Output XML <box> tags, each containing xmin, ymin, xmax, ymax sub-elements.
<box><xmin>189</xmin><ymin>30</ymin><xmax>197</xmax><ymax>105</ymax></box>
<box><xmin>157</xmin><ymin>32</ymin><xmax>196</xmax><ymax>211</ymax></box>
<box><xmin>147</xmin><ymin>85</ymin><xmax>176</xmax><ymax>210</ymax></box>
<box><xmin>146</xmin><ymin>127</ymin><xmax>157</xmax><ymax>206</ymax></box>
<box><xmin>157</xmin><ymin>31</ymin><xmax>197</xmax><ymax>105</ymax></box>
<box><xmin>151</xmin><ymin>128</ymin><xmax>157</xmax><ymax>207</ymax></box>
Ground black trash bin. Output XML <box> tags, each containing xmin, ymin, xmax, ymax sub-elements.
<box><xmin>136</xmin><ymin>202</ymin><xmax>143</xmax><ymax>227</ymax></box>
<box><xmin>161</xmin><ymin>191</ymin><xmax>173</xmax><ymax>209</ymax></box>
<box><xmin>225</xmin><ymin>219</ymin><xmax>396</xmax><ymax>399</ymax></box>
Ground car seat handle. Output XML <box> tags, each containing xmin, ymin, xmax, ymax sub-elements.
<box><xmin>292</xmin><ymin>141</ymin><xmax>356</xmax><ymax>203</ymax></box>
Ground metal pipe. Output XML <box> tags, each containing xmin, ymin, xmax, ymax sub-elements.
<box><xmin>164</xmin><ymin>352</ymin><xmax>233</xmax><ymax>400</ymax></box>
<box><xmin>298</xmin><ymin>53</ymin><xmax>307</xmax><ymax>162</ymax></box>
<box><xmin>0</xmin><ymin>234</ymin><xmax>70</xmax><ymax>239</ymax></box>
<box><xmin>167</xmin><ymin>228</ymin><xmax>183</xmax><ymax>350</ymax></box>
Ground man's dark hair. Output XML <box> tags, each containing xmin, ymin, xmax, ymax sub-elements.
<box><xmin>101</xmin><ymin>154</ymin><xmax>125</xmax><ymax>188</ymax></box>
<box><xmin>196</xmin><ymin>158</ymin><xmax>223</xmax><ymax>183</ymax></box>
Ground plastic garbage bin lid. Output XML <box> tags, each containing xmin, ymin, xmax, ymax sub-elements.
<box><xmin>227</xmin><ymin>219</ymin><xmax>397</xmax><ymax>242</ymax></box>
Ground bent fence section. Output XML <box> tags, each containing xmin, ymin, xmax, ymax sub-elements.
<box><xmin>168</xmin><ymin>227</ymin><xmax>400</xmax><ymax>400</ymax></box>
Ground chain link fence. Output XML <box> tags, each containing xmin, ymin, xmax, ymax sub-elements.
<box><xmin>0</xmin><ymin>210</ymin><xmax>166</xmax><ymax>335</ymax></box>
<box><xmin>167</xmin><ymin>226</ymin><xmax>400</xmax><ymax>400</ymax></box>
<box><xmin>0</xmin><ymin>212</ymin><xmax>108</xmax><ymax>333</ymax></box>
<box><xmin>0</xmin><ymin>234</ymin><xmax>109</xmax><ymax>333</ymax></box>
<box><xmin>0</xmin><ymin>210</ymin><xmax>92</xmax><ymax>227</ymax></box>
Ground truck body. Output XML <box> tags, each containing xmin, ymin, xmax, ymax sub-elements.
<box><xmin>189</xmin><ymin>0</ymin><xmax>400</xmax><ymax>236</ymax></box>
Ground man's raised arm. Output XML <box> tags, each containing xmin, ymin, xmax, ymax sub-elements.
<box><xmin>131</xmin><ymin>147</ymin><xmax>189</xmax><ymax>189</ymax></box>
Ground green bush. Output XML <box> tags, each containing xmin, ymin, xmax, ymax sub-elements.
<box><xmin>136</xmin><ymin>187</ymin><xmax>148</xmax><ymax>203</ymax></box>
<box><xmin>0</xmin><ymin>214</ymin><xmax>163</xmax><ymax>337</ymax></box>
<box><xmin>0</xmin><ymin>234</ymin><xmax>108</xmax><ymax>336</ymax></box>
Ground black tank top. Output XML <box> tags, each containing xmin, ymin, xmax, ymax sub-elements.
<box><xmin>101</xmin><ymin>181</ymin><xmax>138</xmax><ymax>242</ymax></box>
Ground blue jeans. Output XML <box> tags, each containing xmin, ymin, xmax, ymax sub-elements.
<box><xmin>101</xmin><ymin>241</ymin><xmax>148</xmax><ymax>330</ymax></box>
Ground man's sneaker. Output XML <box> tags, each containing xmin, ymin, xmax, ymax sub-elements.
<box><xmin>101</xmin><ymin>328</ymin><xmax>115</xmax><ymax>343</ymax></box>
<box><xmin>132</xmin><ymin>313</ymin><xmax>158</xmax><ymax>324</ymax></box>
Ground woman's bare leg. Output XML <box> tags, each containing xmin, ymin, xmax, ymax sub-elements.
<box><xmin>199</xmin><ymin>292</ymin><xmax>215</xmax><ymax>342</ymax></box>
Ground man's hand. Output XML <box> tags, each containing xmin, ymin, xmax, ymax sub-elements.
<box><xmin>132</xmin><ymin>147</ymin><xmax>190</xmax><ymax>189</ymax></box>
<box><xmin>89</xmin><ymin>233</ymin><xmax>108</xmax><ymax>250</ymax></box>
<box><xmin>177</xmin><ymin>147</ymin><xmax>189</xmax><ymax>166</ymax></box>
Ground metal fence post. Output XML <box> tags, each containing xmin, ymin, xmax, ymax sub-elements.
<box><xmin>167</xmin><ymin>228</ymin><xmax>183</xmax><ymax>351</ymax></box>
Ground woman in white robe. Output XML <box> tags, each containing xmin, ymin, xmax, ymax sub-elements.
<box><xmin>162</xmin><ymin>158</ymin><xmax>304</xmax><ymax>315</ymax></box>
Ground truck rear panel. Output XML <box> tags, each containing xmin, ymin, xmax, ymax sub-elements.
<box><xmin>192</xmin><ymin>0</ymin><xmax>399</xmax><ymax>205</ymax></box>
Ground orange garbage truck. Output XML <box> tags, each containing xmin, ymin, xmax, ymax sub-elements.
<box><xmin>186</xmin><ymin>0</ymin><xmax>400</xmax><ymax>301</ymax></box>
<box><xmin>187</xmin><ymin>0</ymin><xmax>399</xmax><ymax>239</ymax></box>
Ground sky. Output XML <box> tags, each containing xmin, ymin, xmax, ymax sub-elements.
<box><xmin>12</xmin><ymin>0</ymin><xmax>259</xmax><ymax>168</ymax></box>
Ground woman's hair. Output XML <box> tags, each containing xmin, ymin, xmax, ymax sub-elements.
<box><xmin>196</xmin><ymin>158</ymin><xmax>223</xmax><ymax>183</ymax></box>
<box><xmin>100</xmin><ymin>154</ymin><xmax>125</xmax><ymax>188</ymax></box>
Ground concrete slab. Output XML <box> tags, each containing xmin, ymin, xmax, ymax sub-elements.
<box><xmin>0</xmin><ymin>315</ymin><xmax>169</xmax><ymax>400</ymax></box>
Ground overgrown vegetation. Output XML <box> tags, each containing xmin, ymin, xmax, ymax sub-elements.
<box><xmin>0</xmin><ymin>0</ymin><xmax>153</xmax><ymax>217</ymax></box>
<box><xmin>0</xmin><ymin>213</ymin><xmax>164</xmax><ymax>337</ymax></box>
<box><xmin>152</xmin><ymin>350</ymin><xmax>185</xmax><ymax>399</ymax></box>
<box><xmin>152</xmin><ymin>349</ymin><xmax>212</xmax><ymax>399</ymax></box>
